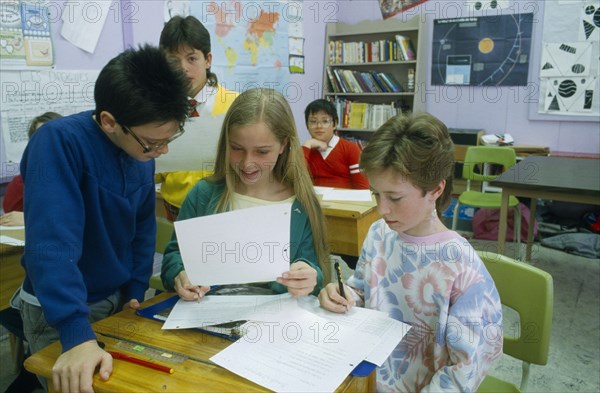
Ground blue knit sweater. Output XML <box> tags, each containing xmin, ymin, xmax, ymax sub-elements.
<box><xmin>20</xmin><ymin>110</ymin><xmax>156</xmax><ymax>352</ymax></box>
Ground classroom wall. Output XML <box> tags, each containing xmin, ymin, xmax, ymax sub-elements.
<box><xmin>0</xmin><ymin>0</ymin><xmax>124</xmax><ymax>181</ymax></box>
<box><xmin>333</xmin><ymin>0</ymin><xmax>600</xmax><ymax>155</ymax></box>
<box><xmin>130</xmin><ymin>0</ymin><xmax>597</xmax><ymax>154</ymax></box>
<box><xmin>126</xmin><ymin>0</ymin><xmax>328</xmax><ymax>143</ymax></box>
<box><xmin>2</xmin><ymin>0</ymin><xmax>598</xmax><ymax>183</ymax></box>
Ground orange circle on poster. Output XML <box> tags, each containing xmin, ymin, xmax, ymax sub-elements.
<box><xmin>479</xmin><ymin>38</ymin><xmax>495</xmax><ymax>54</ymax></box>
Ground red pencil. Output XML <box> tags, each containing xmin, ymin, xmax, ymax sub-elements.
<box><xmin>108</xmin><ymin>351</ymin><xmax>174</xmax><ymax>374</ymax></box>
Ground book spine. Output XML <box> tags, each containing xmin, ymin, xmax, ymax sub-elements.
<box><xmin>343</xmin><ymin>99</ymin><xmax>350</xmax><ymax>128</ymax></box>
<box><xmin>370</xmin><ymin>71</ymin><xmax>390</xmax><ymax>92</ymax></box>
<box><xmin>380</xmin><ymin>72</ymin><xmax>403</xmax><ymax>92</ymax></box>
<box><xmin>333</xmin><ymin>68</ymin><xmax>349</xmax><ymax>93</ymax></box>
<box><xmin>352</xmin><ymin>71</ymin><xmax>369</xmax><ymax>93</ymax></box>
<box><xmin>326</xmin><ymin>67</ymin><xmax>339</xmax><ymax>92</ymax></box>
<box><xmin>408</xmin><ymin>68</ymin><xmax>415</xmax><ymax>92</ymax></box>
<box><xmin>328</xmin><ymin>41</ymin><xmax>335</xmax><ymax>64</ymax></box>
<box><xmin>377</xmin><ymin>72</ymin><xmax>398</xmax><ymax>92</ymax></box>
<box><xmin>336</xmin><ymin>40</ymin><xmax>343</xmax><ymax>64</ymax></box>
<box><xmin>342</xmin><ymin>69</ymin><xmax>360</xmax><ymax>93</ymax></box>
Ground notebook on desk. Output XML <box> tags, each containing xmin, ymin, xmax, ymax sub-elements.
<box><xmin>136</xmin><ymin>294</ymin><xmax>377</xmax><ymax>377</ymax></box>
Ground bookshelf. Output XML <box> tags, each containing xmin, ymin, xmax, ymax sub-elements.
<box><xmin>323</xmin><ymin>16</ymin><xmax>426</xmax><ymax>144</ymax></box>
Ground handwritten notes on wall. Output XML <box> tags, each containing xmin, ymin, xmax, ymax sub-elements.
<box><xmin>0</xmin><ymin>70</ymin><xmax>98</xmax><ymax>177</ymax></box>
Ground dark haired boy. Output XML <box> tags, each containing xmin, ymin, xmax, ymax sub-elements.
<box><xmin>19</xmin><ymin>44</ymin><xmax>190</xmax><ymax>392</ymax></box>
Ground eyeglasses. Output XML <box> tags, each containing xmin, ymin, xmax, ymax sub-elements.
<box><xmin>307</xmin><ymin>118</ymin><xmax>334</xmax><ymax>128</ymax></box>
<box><xmin>122</xmin><ymin>124</ymin><xmax>185</xmax><ymax>153</ymax></box>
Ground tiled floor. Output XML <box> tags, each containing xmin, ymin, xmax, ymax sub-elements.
<box><xmin>1</xmin><ymin>241</ymin><xmax>599</xmax><ymax>392</ymax></box>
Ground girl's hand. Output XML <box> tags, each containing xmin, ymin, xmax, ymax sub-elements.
<box><xmin>174</xmin><ymin>270</ymin><xmax>211</xmax><ymax>301</ymax></box>
<box><xmin>318</xmin><ymin>282</ymin><xmax>355</xmax><ymax>313</ymax></box>
<box><xmin>277</xmin><ymin>261</ymin><xmax>317</xmax><ymax>297</ymax></box>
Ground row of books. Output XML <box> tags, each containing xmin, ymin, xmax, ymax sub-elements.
<box><xmin>333</xmin><ymin>98</ymin><xmax>401</xmax><ymax>130</ymax></box>
<box><xmin>327</xmin><ymin>67</ymin><xmax>405</xmax><ymax>94</ymax></box>
<box><xmin>328</xmin><ymin>35</ymin><xmax>416</xmax><ymax>64</ymax></box>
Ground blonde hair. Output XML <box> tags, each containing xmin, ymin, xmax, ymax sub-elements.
<box><xmin>360</xmin><ymin>112</ymin><xmax>455</xmax><ymax>217</ymax></box>
<box><xmin>209</xmin><ymin>88</ymin><xmax>330</xmax><ymax>283</ymax></box>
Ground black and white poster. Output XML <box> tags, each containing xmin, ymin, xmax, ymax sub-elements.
<box><xmin>538</xmin><ymin>1</ymin><xmax>599</xmax><ymax>116</ymax></box>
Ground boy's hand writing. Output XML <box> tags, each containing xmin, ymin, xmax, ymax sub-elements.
<box><xmin>318</xmin><ymin>282</ymin><xmax>355</xmax><ymax>313</ymax></box>
<box><xmin>174</xmin><ymin>270</ymin><xmax>211</xmax><ymax>301</ymax></box>
<box><xmin>52</xmin><ymin>339</ymin><xmax>112</xmax><ymax>393</ymax></box>
<box><xmin>277</xmin><ymin>261</ymin><xmax>317</xmax><ymax>297</ymax></box>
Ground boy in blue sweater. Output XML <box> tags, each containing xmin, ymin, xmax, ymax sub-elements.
<box><xmin>18</xmin><ymin>45</ymin><xmax>190</xmax><ymax>393</ymax></box>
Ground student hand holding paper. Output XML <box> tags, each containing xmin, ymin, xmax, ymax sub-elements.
<box><xmin>174</xmin><ymin>270</ymin><xmax>212</xmax><ymax>301</ymax></box>
<box><xmin>277</xmin><ymin>261</ymin><xmax>318</xmax><ymax>297</ymax></box>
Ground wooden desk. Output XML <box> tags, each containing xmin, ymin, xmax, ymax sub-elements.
<box><xmin>320</xmin><ymin>198</ymin><xmax>379</xmax><ymax>257</ymax></box>
<box><xmin>25</xmin><ymin>292</ymin><xmax>375</xmax><ymax>392</ymax></box>
<box><xmin>492</xmin><ymin>156</ymin><xmax>600</xmax><ymax>260</ymax></box>
<box><xmin>0</xmin><ymin>227</ymin><xmax>25</xmax><ymax>310</ymax></box>
<box><xmin>157</xmin><ymin>192</ymin><xmax>380</xmax><ymax>258</ymax></box>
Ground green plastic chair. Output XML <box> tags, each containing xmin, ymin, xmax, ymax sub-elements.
<box><xmin>452</xmin><ymin>146</ymin><xmax>521</xmax><ymax>256</ymax></box>
<box><xmin>149</xmin><ymin>217</ymin><xmax>174</xmax><ymax>292</ymax></box>
<box><xmin>477</xmin><ymin>251</ymin><xmax>554</xmax><ymax>392</ymax></box>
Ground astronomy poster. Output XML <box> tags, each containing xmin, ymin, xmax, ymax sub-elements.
<box><xmin>431</xmin><ymin>13</ymin><xmax>533</xmax><ymax>86</ymax></box>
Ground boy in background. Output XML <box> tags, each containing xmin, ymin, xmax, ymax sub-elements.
<box><xmin>302</xmin><ymin>99</ymin><xmax>369</xmax><ymax>189</ymax></box>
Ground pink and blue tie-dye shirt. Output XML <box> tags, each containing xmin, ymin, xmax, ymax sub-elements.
<box><xmin>347</xmin><ymin>219</ymin><xmax>503</xmax><ymax>392</ymax></box>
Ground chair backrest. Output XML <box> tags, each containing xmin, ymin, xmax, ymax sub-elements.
<box><xmin>156</xmin><ymin>217</ymin><xmax>174</xmax><ymax>254</ymax></box>
<box><xmin>477</xmin><ymin>251</ymin><xmax>553</xmax><ymax>365</ymax></box>
<box><xmin>462</xmin><ymin>146</ymin><xmax>517</xmax><ymax>182</ymax></box>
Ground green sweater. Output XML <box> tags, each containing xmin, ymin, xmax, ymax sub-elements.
<box><xmin>161</xmin><ymin>180</ymin><xmax>323</xmax><ymax>295</ymax></box>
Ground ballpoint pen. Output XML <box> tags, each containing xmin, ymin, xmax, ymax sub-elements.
<box><xmin>334</xmin><ymin>262</ymin><xmax>348</xmax><ymax>311</ymax></box>
<box><xmin>108</xmin><ymin>351</ymin><xmax>174</xmax><ymax>374</ymax></box>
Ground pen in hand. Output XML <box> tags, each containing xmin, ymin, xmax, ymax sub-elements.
<box><xmin>334</xmin><ymin>262</ymin><xmax>348</xmax><ymax>311</ymax></box>
<box><xmin>108</xmin><ymin>351</ymin><xmax>174</xmax><ymax>374</ymax></box>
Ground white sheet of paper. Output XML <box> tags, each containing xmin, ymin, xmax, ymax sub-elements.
<box><xmin>298</xmin><ymin>297</ymin><xmax>411</xmax><ymax>366</ymax></box>
<box><xmin>60</xmin><ymin>1</ymin><xmax>111</xmax><ymax>53</ymax></box>
<box><xmin>210</xmin><ymin>296</ymin><xmax>409</xmax><ymax>392</ymax></box>
<box><xmin>362</xmin><ymin>316</ymin><xmax>411</xmax><ymax>366</ymax></box>
<box><xmin>162</xmin><ymin>294</ymin><xmax>297</xmax><ymax>330</ymax></box>
<box><xmin>174</xmin><ymin>203</ymin><xmax>291</xmax><ymax>286</ymax></box>
<box><xmin>0</xmin><ymin>235</ymin><xmax>24</xmax><ymax>246</ymax></box>
<box><xmin>211</xmin><ymin>303</ymin><xmax>369</xmax><ymax>393</ymax></box>
<box><xmin>321</xmin><ymin>189</ymin><xmax>373</xmax><ymax>202</ymax></box>
<box><xmin>313</xmin><ymin>186</ymin><xmax>334</xmax><ymax>195</ymax></box>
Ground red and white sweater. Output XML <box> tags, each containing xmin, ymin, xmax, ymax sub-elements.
<box><xmin>303</xmin><ymin>135</ymin><xmax>369</xmax><ymax>189</ymax></box>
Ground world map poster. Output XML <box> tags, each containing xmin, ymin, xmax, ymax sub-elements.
<box><xmin>193</xmin><ymin>0</ymin><xmax>291</xmax><ymax>93</ymax></box>
<box><xmin>431</xmin><ymin>13</ymin><xmax>533</xmax><ymax>86</ymax></box>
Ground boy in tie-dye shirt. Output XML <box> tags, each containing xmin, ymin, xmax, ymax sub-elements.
<box><xmin>319</xmin><ymin>113</ymin><xmax>503</xmax><ymax>392</ymax></box>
